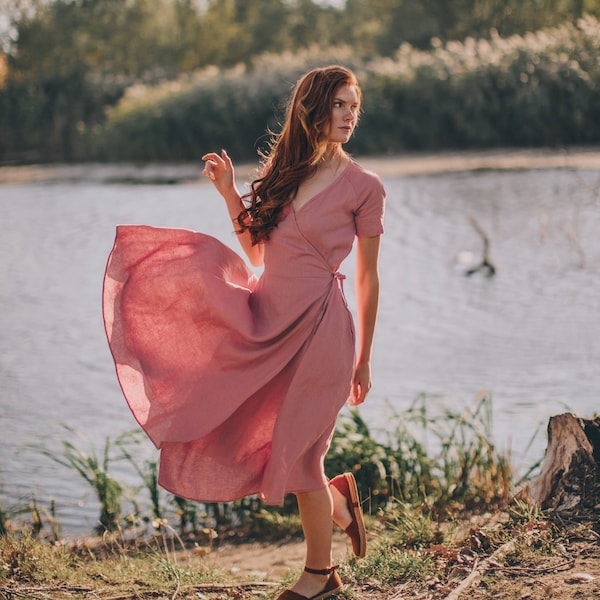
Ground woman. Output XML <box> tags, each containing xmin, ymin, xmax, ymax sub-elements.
<box><xmin>103</xmin><ymin>65</ymin><xmax>385</xmax><ymax>600</ymax></box>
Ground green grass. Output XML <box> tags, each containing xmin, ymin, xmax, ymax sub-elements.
<box><xmin>26</xmin><ymin>426</ymin><xmax>124</xmax><ymax>533</ymax></box>
<box><xmin>0</xmin><ymin>531</ymin><xmax>224</xmax><ymax>593</ymax></box>
<box><xmin>2</xmin><ymin>495</ymin><xmax>589</xmax><ymax>600</ymax></box>
<box><xmin>0</xmin><ymin>392</ymin><xmax>551</xmax><ymax>599</ymax></box>
<box><xmin>326</xmin><ymin>391</ymin><xmax>514</xmax><ymax>519</ymax></box>
<box><xmin>6</xmin><ymin>391</ymin><xmax>521</xmax><ymax>542</ymax></box>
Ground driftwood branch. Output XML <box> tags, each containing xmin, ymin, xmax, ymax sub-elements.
<box><xmin>439</xmin><ymin>539</ymin><xmax>515</xmax><ymax>600</ymax></box>
<box><xmin>465</xmin><ymin>216</ymin><xmax>496</xmax><ymax>277</ymax></box>
<box><xmin>191</xmin><ymin>582</ymin><xmax>278</xmax><ymax>590</ymax></box>
<box><xmin>0</xmin><ymin>584</ymin><xmax>93</xmax><ymax>599</ymax></box>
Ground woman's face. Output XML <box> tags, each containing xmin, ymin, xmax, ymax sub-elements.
<box><xmin>324</xmin><ymin>83</ymin><xmax>360</xmax><ymax>144</ymax></box>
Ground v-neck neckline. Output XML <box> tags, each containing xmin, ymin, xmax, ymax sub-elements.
<box><xmin>292</xmin><ymin>160</ymin><xmax>354</xmax><ymax>215</ymax></box>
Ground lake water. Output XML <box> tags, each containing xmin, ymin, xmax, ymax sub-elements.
<box><xmin>1</xmin><ymin>165</ymin><xmax>599</xmax><ymax>534</ymax></box>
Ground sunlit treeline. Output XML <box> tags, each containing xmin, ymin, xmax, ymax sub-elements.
<box><xmin>95</xmin><ymin>17</ymin><xmax>600</xmax><ymax>162</ymax></box>
<box><xmin>0</xmin><ymin>1</ymin><xmax>599</xmax><ymax>162</ymax></box>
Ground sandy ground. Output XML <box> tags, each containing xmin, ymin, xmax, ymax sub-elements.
<box><xmin>188</xmin><ymin>528</ymin><xmax>600</xmax><ymax>599</ymax></box>
<box><xmin>199</xmin><ymin>530</ymin><xmax>351</xmax><ymax>581</ymax></box>
<box><xmin>1</xmin><ymin>147</ymin><xmax>599</xmax><ymax>185</ymax></box>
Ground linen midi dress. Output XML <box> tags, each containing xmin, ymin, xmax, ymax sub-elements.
<box><xmin>103</xmin><ymin>160</ymin><xmax>385</xmax><ymax>504</ymax></box>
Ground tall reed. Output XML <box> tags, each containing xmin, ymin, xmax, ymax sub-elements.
<box><xmin>17</xmin><ymin>393</ymin><xmax>516</xmax><ymax>538</ymax></box>
<box><xmin>116</xmin><ymin>430</ymin><xmax>165</xmax><ymax>526</ymax></box>
<box><xmin>325</xmin><ymin>391</ymin><xmax>512</xmax><ymax>516</ymax></box>
<box><xmin>29</xmin><ymin>426</ymin><xmax>123</xmax><ymax>533</ymax></box>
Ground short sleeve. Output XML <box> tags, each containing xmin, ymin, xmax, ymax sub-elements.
<box><xmin>353</xmin><ymin>171</ymin><xmax>386</xmax><ymax>238</ymax></box>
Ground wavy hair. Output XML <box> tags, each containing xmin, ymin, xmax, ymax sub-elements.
<box><xmin>238</xmin><ymin>65</ymin><xmax>361</xmax><ymax>245</ymax></box>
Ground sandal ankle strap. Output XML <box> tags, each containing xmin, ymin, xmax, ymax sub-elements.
<box><xmin>304</xmin><ymin>564</ymin><xmax>339</xmax><ymax>576</ymax></box>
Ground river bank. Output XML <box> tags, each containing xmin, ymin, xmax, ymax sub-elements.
<box><xmin>1</xmin><ymin>507</ymin><xmax>599</xmax><ymax>600</ymax></box>
<box><xmin>2</xmin><ymin>152</ymin><xmax>599</xmax><ymax>535</ymax></box>
<box><xmin>1</xmin><ymin>146</ymin><xmax>599</xmax><ymax>185</ymax></box>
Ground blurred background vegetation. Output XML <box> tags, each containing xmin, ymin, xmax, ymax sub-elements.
<box><xmin>0</xmin><ymin>0</ymin><xmax>599</xmax><ymax>163</ymax></box>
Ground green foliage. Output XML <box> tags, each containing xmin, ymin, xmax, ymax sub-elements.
<box><xmin>351</xmin><ymin>0</ymin><xmax>599</xmax><ymax>52</ymax></box>
<box><xmin>0</xmin><ymin>0</ymin><xmax>188</xmax><ymax>162</ymax></box>
<box><xmin>326</xmin><ymin>392</ymin><xmax>512</xmax><ymax>516</ymax></box>
<box><xmin>241</xmin><ymin>508</ymin><xmax>304</xmax><ymax>540</ymax></box>
<box><xmin>346</xmin><ymin>540</ymin><xmax>436</xmax><ymax>585</ymax></box>
<box><xmin>2</xmin><ymin>1</ymin><xmax>600</xmax><ymax>162</ymax></box>
<box><xmin>0</xmin><ymin>530</ymin><xmax>220</xmax><ymax>589</ymax></box>
<box><xmin>10</xmin><ymin>390</ymin><xmax>514</xmax><ymax>542</ymax></box>
<box><xmin>0</xmin><ymin>486</ymin><xmax>56</xmax><ymax>539</ymax></box>
<box><xmin>0</xmin><ymin>530</ymin><xmax>80</xmax><ymax>584</ymax></box>
<box><xmin>29</xmin><ymin>426</ymin><xmax>123</xmax><ymax>533</ymax></box>
<box><xmin>383</xmin><ymin>502</ymin><xmax>442</xmax><ymax>550</ymax></box>
<box><xmin>325</xmin><ymin>408</ymin><xmax>435</xmax><ymax>512</ymax></box>
<box><xmin>0</xmin><ymin>484</ymin><xmax>9</xmax><ymax>537</ymax></box>
<box><xmin>360</xmin><ymin>15</ymin><xmax>600</xmax><ymax>151</ymax></box>
<box><xmin>116</xmin><ymin>430</ymin><xmax>164</xmax><ymax>525</ymax></box>
<box><xmin>92</xmin><ymin>47</ymin><xmax>364</xmax><ymax>162</ymax></box>
<box><xmin>172</xmin><ymin>496</ymin><xmax>200</xmax><ymax>537</ymax></box>
<box><xmin>87</xmin><ymin>16</ymin><xmax>600</xmax><ymax>161</ymax></box>
<box><xmin>46</xmin><ymin>499</ymin><xmax>62</xmax><ymax>542</ymax></box>
<box><xmin>506</xmin><ymin>496</ymin><xmax>548</xmax><ymax>528</ymax></box>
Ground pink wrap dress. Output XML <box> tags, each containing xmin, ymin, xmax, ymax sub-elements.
<box><xmin>103</xmin><ymin>160</ymin><xmax>385</xmax><ymax>504</ymax></box>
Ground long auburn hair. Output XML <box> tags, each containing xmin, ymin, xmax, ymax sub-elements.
<box><xmin>238</xmin><ymin>65</ymin><xmax>361</xmax><ymax>245</ymax></box>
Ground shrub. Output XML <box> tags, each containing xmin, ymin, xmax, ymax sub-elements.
<box><xmin>93</xmin><ymin>47</ymin><xmax>364</xmax><ymax>162</ymax></box>
<box><xmin>91</xmin><ymin>16</ymin><xmax>600</xmax><ymax>161</ymax></box>
<box><xmin>358</xmin><ymin>15</ymin><xmax>600</xmax><ymax>152</ymax></box>
<box><xmin>325</xmin><ymin>392</ymin><xmax>512</xmax><ymax>517</ymax></box>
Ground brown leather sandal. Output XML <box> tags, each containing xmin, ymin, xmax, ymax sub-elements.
<box><xmin>276</xmin><ymin>565</ymin><xmax>343</xmax><ymax>600</ymax></box>
<box><xmin>330</xmin><ymin>472</ymin><xmax>367</xmax><ymax>557</ymax></box>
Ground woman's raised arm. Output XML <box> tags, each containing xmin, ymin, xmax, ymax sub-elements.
<box><xmin>202</xmin><ymin>149</ymin><xmax>264</xmax><ymax>266</ymax></box>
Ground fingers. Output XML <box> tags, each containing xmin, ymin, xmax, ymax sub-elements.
<box><xmin>201</xmin><ymin>149</ymin><xmax>229</xmax><ymax>166</ymax></box>
<box><xmin>201</xmin><ymin>152</ymin><xmax>221</xmax><ymax>173</ymax></box>
<box><xmin>202</xmin><ymin>159</ymin><xmax>217</xmax><ymax>180</ymax></box>
<box><xmin>201</xmin><ymin>151</ymin><xmax>223</xmax><ymax>162</ymax></box>
<box><xmin>202</xmin><ymin>149</ymin><xmax>233</xmax><ymax>182</ymax></box>
<box><xmin>201</xmin><ymin>156</ymin><xmax>220</xmax><ymax>174</ymax></box>
<box><xmin>351</xmin><ymin>362</ymin><xmax>373</xmax><ymax>406</ymax></box>
<box><xmin>201</xmin><ymin>153</ymin><xmax>222</xmax><ymax>181</ymax></box>
<box><xmin>348</xmin><ymin>391</ymin><xmax>364</xmax><ymax>407</ymax></box>
<box><xmin>221</xmin><ymin>148</ymin><xmax>232</xmax><ymax>165</ymax></box>
<box><xmin>349</xmin><ymin>376</ymin><xmax>370</xmax><ymax>406</ymax></box>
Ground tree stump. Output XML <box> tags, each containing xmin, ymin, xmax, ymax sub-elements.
<box><xmin>530</xmin><ymin>413</ymin><xmax>600</xmax><ymax>526</ymax></box>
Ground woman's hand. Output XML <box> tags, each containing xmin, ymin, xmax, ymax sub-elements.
<box><xmin>350</xmin><ymin>360</ymin><xmax>372</xmax><ymax>406</ymax></box>
<box><xmin>201</xmin><ymin>149</ymin><xmax>265</xmax><ymax>267</ymax></box>
<box><xmin>202</xmin><ymin>149</ymin><xmax>235</xmax><ymax>196</ymax></box>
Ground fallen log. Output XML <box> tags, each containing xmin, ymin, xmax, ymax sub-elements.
<box><xmin>530</xmin><ymin>413</ymin><xmax>600</xmax><ymax>525</ymax></box>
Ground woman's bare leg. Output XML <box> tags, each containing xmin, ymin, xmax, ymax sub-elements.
<box><xmin>288</xmin><ymin>487</ymin><xmax>334</xmax><ymax>597</ymax></box>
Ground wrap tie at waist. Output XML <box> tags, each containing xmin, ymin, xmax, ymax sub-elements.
<box><xmin>333</xmin><ymin>271</ymin><xmax>349</xmax><ymax>309</ymax></box>
<box><xmin>310</xmin><ymin>271</ymin><xmax>349</xmax><ymax>335</ymax></box>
